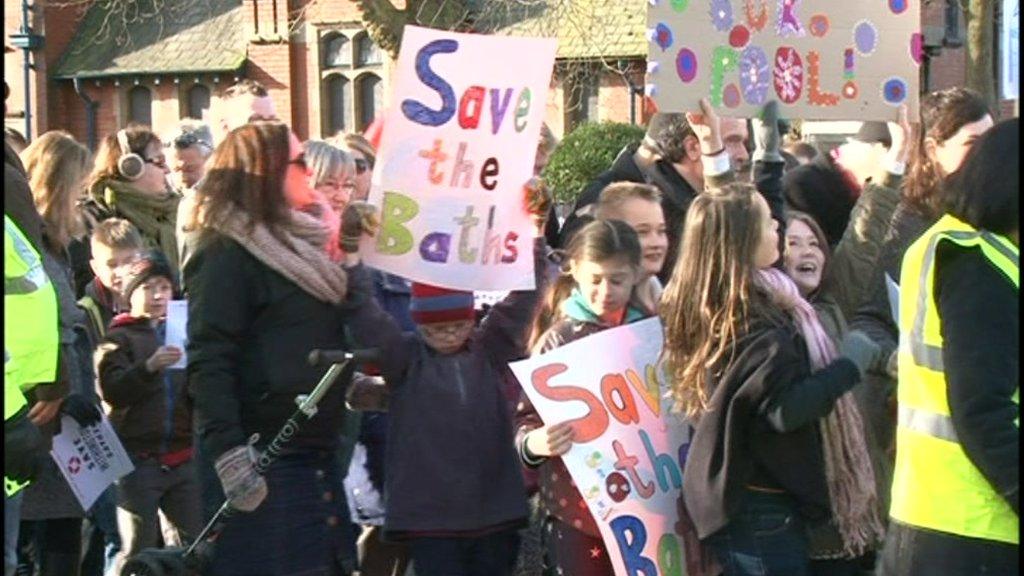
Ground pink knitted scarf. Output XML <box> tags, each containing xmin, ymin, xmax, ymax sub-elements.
<box><xmin>758</xmin><ymin>268</ymin><xmax>885</xmax><ymax>557</ymax></box>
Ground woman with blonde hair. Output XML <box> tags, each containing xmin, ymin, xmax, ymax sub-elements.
<box><xmin>304</xmin><ymin>138</ymin><xmax>356</xmax><ymax>216</ymax></box>
<box><xmin>17</xmin><ymin>130</ymin><xmax>103</xmax><ymax>576</ymax></box>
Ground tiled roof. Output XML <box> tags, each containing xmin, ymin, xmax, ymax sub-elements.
<box><xmin>476</xmin><ymin>0</ymin><xmax>647</xmax><ymax>60</ymax></box>
<box><xmin>52</xmin><ymin>0</ymin><xmax>247</xmax><ymax>79</ymax></box>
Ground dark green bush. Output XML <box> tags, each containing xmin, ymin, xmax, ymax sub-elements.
<box><xmin>542</xmin><ymin>121</ymin><xmax>645</xmax><ymax>204</ymax></box>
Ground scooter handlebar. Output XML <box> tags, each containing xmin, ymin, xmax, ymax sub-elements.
<box><xmin>307</xmin><ymin>348</ymin><xmax>382</xmax><ymax>367</ymax></box>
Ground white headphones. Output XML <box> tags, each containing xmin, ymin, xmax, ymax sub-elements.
<box><xmin>116</xmin><ymin>129</ymin><xmax>145</xmax><ymax>181</ymax></box>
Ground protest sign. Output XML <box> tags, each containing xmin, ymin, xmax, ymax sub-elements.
<box><xmin>165</xmin><ymin>299</ymin><xmax>188</xmax><ymax>369</ymax></box>
<box><xmin>363</xmin><ymin>25</ymin><xmax>557</xmax><ymax>291</ymax></box>
<box><xmin>510</xmin><ymin>317</ymin><xmax>697</xmax><ymax>576</ymax></box>
<box><xmin>647</xmin><ymin>0</ymin><xmax>920</xmax><ymax>120</ymax></box>
<box><xmin>51</xmin><ymin>414</ymin><xmax>134</xmax><ymax>511</ymax></box>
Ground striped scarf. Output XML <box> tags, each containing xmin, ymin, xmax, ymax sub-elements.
<box><xmin>758</xmin><ymin>267</ymin><xmax>885</xmax><ymax>557</ymax></box>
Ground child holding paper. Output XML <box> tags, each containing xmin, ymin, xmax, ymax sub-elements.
<box><xmin>336</xmin><ymin>180</ymin><xmax>552</xmax><ymax>576</ymax></box>
<box><xmin>94</xmin><ymin>250</ymin><xmax>200</xmax><ymax>574</ymax></box>
<box><xmin>514</xmin><ymin>218</ymin><xmax>648</xmax><ymax>576</ymax></box>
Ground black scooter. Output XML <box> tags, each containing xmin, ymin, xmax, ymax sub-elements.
<box><xmin>119</xmin><ymin>348</ymin><xmax>376</xmax><ymax>576</ymax></box>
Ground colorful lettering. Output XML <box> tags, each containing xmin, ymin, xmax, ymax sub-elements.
<box><xmin>531</xmin><ymin>363</ymin><xmax>609</xmax><ymax>443</ymax></box>
<box><xmin>376</xmin><ymin>192</ymin><xmax>419</xmax><ymax>255</ymax></box>
<box><xmin>401</xmin><ymin>39</ymin><xmax>458</xmax><ymax>126</ymax></box>
<box><xmin>610</xmin><ymin>515</ymin><xmax>657</xmax><ymax>576</ymax></box>
<box><xmin>454</xmin><ymin>205</ymin><xmax>480</xmax><ymax>263</ymax></box>
<box><xmin>457</xmin><ymin>86</ymin><xmax>486</xmax><ymax>129</ymax></box>
<box><xmin>488</xmin><ymin>88</ymin><xmax>514</xmax><ymax>134</ymax></box>
<box><xmin>613</xmin><ymin>440</ymin><xmax>656</xmax><ymax>499</ymax></box>
<box><xmin>807</xmin><ymin>51</ymin><xmax>840</xmax><ymax>106</ymax></box>
<box><xmin>602</xmin><ymin>374</ymin><xmax>641</xmax><ymax>426</ymax></box>
<box><xmin>710</xmin><ymin>46</ymin><xmax>740</xmax><ymax>106</ymax></box>
<box><xmin>419</xmin><ymin>232</ymin><xmax>451</xmax><ymax>263</ymax></box>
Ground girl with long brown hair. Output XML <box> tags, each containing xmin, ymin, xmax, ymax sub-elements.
<box><xmin>661</xmin><ymin>183</ymin><xmax>883</xmax><ymax>576</ymax></box>
<box><xmin>515</xmin><ymin>219</ymin><xmax>646</xmax><ymax>576</ymax></box>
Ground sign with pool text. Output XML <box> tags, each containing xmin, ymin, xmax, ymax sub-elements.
<box><xmin>510</xmin><ymin>317</ymin><xmax>698</xmax><ymax>576</ymax></box>
<box><xmin>646</xmin><ymin>0</ymin><xmax>921</xmax><ymax>120</ymax></box>
<box><xmin>362</xmin><ymin>25</ymin><xmax>557</xmax><ymax>290</ymax></box>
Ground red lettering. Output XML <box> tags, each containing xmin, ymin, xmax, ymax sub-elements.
<box><xmin>601</xmin><ymin>374</ymin><xmax>640</xmax><ymax>426</ymax></box>
<box><xmin>458</xmin><ymin>86</ymin><xmax>485</xmax><ymax>129</ymax></box>
<box><xmin>532</xmin><ymin>363</ymin><xmax>609</xmax><ymax>442</ymax></box>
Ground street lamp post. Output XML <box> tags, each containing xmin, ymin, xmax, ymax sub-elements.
<box><xmin>8</xmin><ymin>0</ymin><xmax>44</xmax><ymax>142</ymax></box>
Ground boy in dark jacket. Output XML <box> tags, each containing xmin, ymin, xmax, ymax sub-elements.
<box><xmin>337</xmin><ymin>183</ymin><xmax>551</xmax><ymax>576</ymax></box>
<box><xmin>95</xmin><ymin>250</ymin><xmax>200</xmax><ymax>574</ymax></box>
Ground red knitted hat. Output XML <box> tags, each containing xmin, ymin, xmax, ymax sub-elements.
<box><xmin>409</xmin><ymin>282</ymin><xmax>475</xmax><ymax>325</ymax></box>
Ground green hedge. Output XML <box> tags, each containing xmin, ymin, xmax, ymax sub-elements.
<box><xmin>542</xmin><ymin>121</ymin><xmax>645</xmax><ymax>204</ymax></box>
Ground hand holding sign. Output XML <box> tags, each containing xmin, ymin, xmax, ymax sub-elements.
<box><xmin>524</xmin><ymin>420</ymin><xmax>575</xmax><ymax>458</ymax></box>
<box><xmin>522</xmin><ymin>177</ymin><xmax>552</xmax><ymax>233</ymax></box>
<box><xmin>685</xmin><ymin>98</ymin><xmax>724</xmax><ymax>154</ymax></box>
<box><xmin>146</xmin><ymin>346</ymin><xmax>183</xmax><ymax>373</ymax></box>
<box><xmin>886</xmin><ymin>104</ymin><xmax>914</xmax><ymax>165</ymax></box>
<box><xmin>341</xmin><ymin>201</ymin><xmax>381</xmax><ymax>254</ymax></box>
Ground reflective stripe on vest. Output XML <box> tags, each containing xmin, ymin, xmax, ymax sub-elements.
<box><xmin>891</xmin><ymin>213</ymin><xmax>1019</xmax><ymax>545</ymax></box>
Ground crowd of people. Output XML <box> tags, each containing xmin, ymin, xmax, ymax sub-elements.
<box><xmin>4</xmin><ymin>70</ymin><xmax>1017</xmax><ymax>576</ymax></box>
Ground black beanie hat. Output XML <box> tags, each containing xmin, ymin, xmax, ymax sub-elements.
<box><xmin>122</xmin><ymin>250</ymin><xmax>175</xmax><ymax>301</ymax></box>
<box><xmin>781</xmin><ymin>158</ymin><xmax>857</xmax><ymax>247</ymax></box>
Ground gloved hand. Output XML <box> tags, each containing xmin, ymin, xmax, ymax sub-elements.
<box><xmin>340</xmin><ymin>202</ymin><xmax>380</xmax><ymax>254</ymax></box>
<box><xmin>522</xmin><ymin>177</ymin><xmax>552</xmax><ymax>230</ymax></box>
<box><xmin>346</xmin><ymin>373</ymin><xmax>390</xmax><ymax>412</ymax></box>
<box><xmin>59</xmin><ymin>393</ymin><xmax>103</xmax><ymax>431</ymax></box>
<box><xmin>839</xmin><ymin>330</ymin><xmax>882</xmax><ymax>379</ymax></box>
<box><xmin>751</xmin><ymin>100</ymin><xmax>783</xmax><ymax>163</ymax></box>
<box><xmin>5</xmin><ymin>407</ymin><xmax>47</xmax><ymax>484</ymax></box>
<box><xmin>214</xmin><ymin>445</ymin><xmax>268</xmax><ymax>512</ymax></box>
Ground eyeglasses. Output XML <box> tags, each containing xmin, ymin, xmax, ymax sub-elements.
<box><xmin>354</xmin><ymin>158</ymin><xmax>371</xmax><ymax>174</ymax></box>
<box><xmin>144</xmin><ymin>157</ymin><xmax>168</xmax><ymax>169</ymax></box>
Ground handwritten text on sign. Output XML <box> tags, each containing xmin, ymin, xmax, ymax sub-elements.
<box><xmin>363</xmin><ymin>26</ymin><xmax>556</xmax><ymax>290</ymax></box>
<box><xmin>511</xmin><ymin>318</ymin><xmax>696</xmax><ymax>576</ymax></box>
<box><xmin>647</xmin><ymin>0</ymin><xmax>921</xmax><ymax>120</ymax></box>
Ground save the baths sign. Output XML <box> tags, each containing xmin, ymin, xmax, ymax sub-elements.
<box><xmin>363</xmin><ymin>25</ymin><xmax>557</xmax><ymax>291</ymax></box>
<box><xmin>511</xmin><ymin>318</ymin><xmax>702</xmax><ymax>576</ymax></box>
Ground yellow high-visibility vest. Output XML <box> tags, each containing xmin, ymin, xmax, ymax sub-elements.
<box><xmin>4</xmin><ymin>214</ymin><xmax>59</xmax><ymax>496</ymax></box>
<box><xmin>890</xmin><ymin>213</ymin><xmax>1019</xmax><ymax>544</ymax></box>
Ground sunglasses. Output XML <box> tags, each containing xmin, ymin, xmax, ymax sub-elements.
<box><xmin>172</xmin><ymin>132</ymin><xmax>211</xmax><ymax>151</ymax></box>
<box><xmin>354</xmin><ymin>158</ymin><xmax>371</xmax><ymax>174</ymax></box>
<box><xmin>289</xmin><ymin>153</ymin><xmax>308</xmax><ymax>171</ymax></box>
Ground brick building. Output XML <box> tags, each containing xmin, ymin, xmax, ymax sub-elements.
<box><xmin>3</xmin><ymin>0</ymin><xmax>1016</xmax><ymax>149</ymax></box>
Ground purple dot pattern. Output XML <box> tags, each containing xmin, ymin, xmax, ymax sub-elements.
<box><xmin>676</xmin><ymin>48</ymin><xmax>698</xmax><ymax>82</ymax></box>
<box><xmin>709</xmin><ymin>0</ymin><xmax>734</xmax><ymax>32</ymax></box>
<box><xmin>883</xmin><ymin>77</ymin><xmax>908</xmax><ymax>105</ymax></box>
<box><xmin>723</xmin><ymin>83</ymin><xmax>741</xmax><ymax>108</ymax></box>
<box><xmin>655</xmin><ymin>23</ymin><xmax>674</xmax><ymax>51</ymax></box>
<box><xmin>740</xmin><ymin>46</ymin><xmax>770</xmax><ymax>105</ymax></box>
<box><xmin>854</xmin><ymin>20</ymin><xmax>878</xmax><ymax>55</ymax></box>
<box><xmin>888</xmin><ymin>0</ymin><xmax>908</xmax><ymax>14</ymax></box>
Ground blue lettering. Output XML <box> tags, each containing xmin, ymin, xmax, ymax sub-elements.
<box><xmin>610</xmin><ymin>515</ymin><xmax>657</xmax><ymax>576</ymax></box>
<box><xmin>401</xmin><ymin>39</ymin><xmax>459</xmax><ymax>126</ymax></box>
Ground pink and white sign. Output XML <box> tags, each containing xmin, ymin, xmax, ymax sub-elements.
<box><xmin>364</xmin><ymin>25</ymin><xmax>557</xmax><ymax>290</ymax></box>
<box><xmin>510</xmin><ymin>318</ymin><xmax>698</xmax><ymax>576</ymax></box>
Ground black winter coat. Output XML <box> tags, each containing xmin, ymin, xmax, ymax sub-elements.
<box><xmin>184</xmin><ymin>234</ymin><xmax>351</xmax><ymax>461</ymax></box>
<box><xmin>682</xmin><ymin>316</ymin><xmax>862</xmax><ymax>540</ymax></box>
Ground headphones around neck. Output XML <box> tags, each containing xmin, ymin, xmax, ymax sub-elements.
<box><xmin>116</xmin><ymin>129</ymin><xmax>145</xmax><ymax>181</ymax></box>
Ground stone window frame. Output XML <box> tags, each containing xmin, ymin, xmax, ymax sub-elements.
<box><xmin>318</xmin><ymin>27</ymin><xmax>384</xmax><ymax>136</ymax></box>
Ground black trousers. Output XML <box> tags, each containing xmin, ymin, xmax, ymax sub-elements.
<box><xmin>407</xmin><ymin>528</ymin><xmax>520</xmax><ymax>576</ymax></box>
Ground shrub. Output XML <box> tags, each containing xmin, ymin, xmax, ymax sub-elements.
<box><xmin>542</xmin><ymin>121</ymin><xmax>645</xmax><ymax>204</ymax></box>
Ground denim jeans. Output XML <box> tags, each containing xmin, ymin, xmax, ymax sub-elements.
<box><xmin>207</xmin><ymin>449</ymin><xmax>358</xmax><ymax>576</ymax></box>
<box><xmin>705</xmin><ymin>491</ymin><xmax>810</xmax><ymax>576</ymax></box>
<box><xmin>81</xmin><ymin>485</ymin><xmax>121</xmax><ymax>576</ymax></box>
<box><xmin>4</xmin><ymin>493</ymin><xmax>22</xmax><ymax>576</ymax></box>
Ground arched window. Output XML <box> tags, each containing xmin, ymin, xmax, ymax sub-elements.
<box><xmin>326</xmin><ymin>75</ymin><xmax>350</xmax><ymax>134</ymax></box>
<box><xmin>355</xmin><ymin>34</ymin><xmax>382</xmax><ymax>67</ymax></box>
<box><xmin>129</xmin><ymin>85</ymin><xmax>152</xmax><ymax>126</ymax></box>
<box><xmin>187</xmin><ymin>84</ymin><xmax>211</xmax><ymax>119</ymax></box>
<box><xmin>357</xmin><ymin>73</ymin><xmax>383</xmax><ymax>130</ymax></box>
<box><xmin>324</xmin><ymin>34</ymin><xmax>352</xmax><ymax>68</ymax></box>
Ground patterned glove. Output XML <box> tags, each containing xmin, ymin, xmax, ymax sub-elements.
<box><xmin>214</xmin><ymin>445</ymin><xmax>268</xmax><ymax>512</ymax></box>
<box><xmin>751</xmin><ymin>100</ymin><xmax>784</xmax><ymax>163</ymax></box>
<box><xmin>340</xmin><ymin>202</ymin><xmax>380</xmax><ymax>254</ymax></box>
<box><xmin>523</xmin><ymin>177</ymin><xmax>552</xmax><ymax>228</ymax></box>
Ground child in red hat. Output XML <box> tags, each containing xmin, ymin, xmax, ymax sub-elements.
<box><xmin>337</xmin><ymin>180</ymin><xmax>552</xmax><ymax>576</ymax></box>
